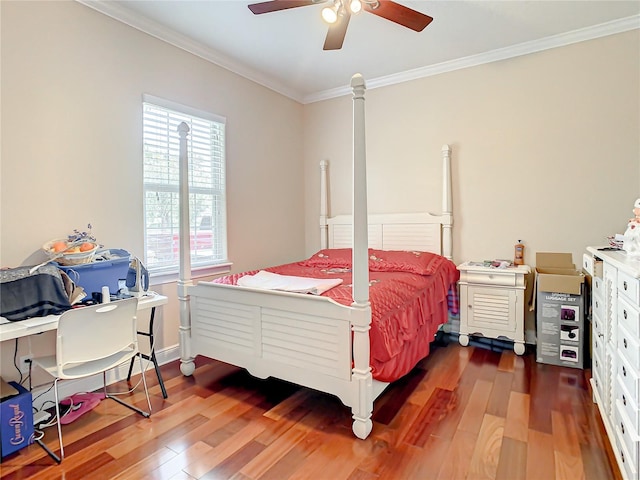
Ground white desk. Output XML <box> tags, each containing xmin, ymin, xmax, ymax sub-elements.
<box><xmin>0</xmin><ymin>293</ymin><xmax>168</xmax><ymax>342</ymax></box>
<box><xmin>0</xmin><ymin>293</ymin><xmax>169</xmax><ymax>463</ymax></box>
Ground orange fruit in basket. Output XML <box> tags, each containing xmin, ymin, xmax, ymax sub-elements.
<box><xmin>52</xmin><ymin>241</ymin><xmax>67</xmax><ymax>253</ymax></box>
<box><xmin>79</xmin><ymin>242</ymin><xmax>95</xmax><ymax>252</ymax></box>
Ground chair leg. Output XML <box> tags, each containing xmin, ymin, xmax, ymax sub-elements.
<box><xmin>126</xmin><ymin>356</ymin><xmax>135</xmax><ymax>382</ymax></box>
<box><xmin>102</xmin><ymin>370</ymin><xmax>151</xmax><ymax>418</ymax></box>
<box><xmin>53</xmin><ymin>378</ymin><xmax>65</xmax><ymax>460</ymax></box>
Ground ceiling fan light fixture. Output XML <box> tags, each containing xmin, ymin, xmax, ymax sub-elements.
<box><xmin>348</xmin><ymin>0</ymin><xmax>362</xmax><ymax>14</ymax></box>
<box><xmin>363</xmin><ymin>0</ymin><xmax>380</xmax><ymax>10</ymax></box>
<box><xmin>321</xmin><ymin>4</ymin><xmax>339</xmax><ymax>23</ymax></box>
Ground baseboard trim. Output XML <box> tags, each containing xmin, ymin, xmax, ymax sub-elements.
<box><xmin>31</xmin><ymin>344</ymin><xmax>181</xmax><ymax>412</ymax></box>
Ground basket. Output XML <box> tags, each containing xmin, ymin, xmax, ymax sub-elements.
<box><xmin>43</xmin><ymin>239</ymin><xmax>99</xmax><ymax>266</ymax></box>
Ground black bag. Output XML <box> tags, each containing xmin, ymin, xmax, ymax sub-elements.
<box><xmin>0</xmin><ymin>264</ymin><xmax>71</xmax><ymax>321</ymax></box>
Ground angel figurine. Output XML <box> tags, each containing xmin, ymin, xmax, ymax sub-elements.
<box><xmin>623</xmin><ymin>198</ymin><xmax>640</xmax><ymax>257</ymax></box>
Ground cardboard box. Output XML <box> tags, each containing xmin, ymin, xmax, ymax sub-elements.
<box><xmin>1</xmin><ymin>380</ymin><xmax>34</xmax><ymax>458</ymax></box>
<box><xmin>535</xmin><ymin>253</ymin><xmax>587</xmax><ymax>369</ymax></box>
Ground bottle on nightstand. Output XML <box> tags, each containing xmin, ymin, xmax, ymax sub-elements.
<box><xmin>514</xmin><ymin>240</ymin><xmax>524</xmax><ymax>266</ymax></box>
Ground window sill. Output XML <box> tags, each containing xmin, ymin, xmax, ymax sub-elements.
<box><xmin>150</xmin><ymin>262</ymin><xmax>232</xmax><ymax>286</ymax></box>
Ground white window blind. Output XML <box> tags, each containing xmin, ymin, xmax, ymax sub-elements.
<box><xmin>142</xmin><ymin>95</ymin><xmax>227</xmax><ymax>275</ymax></box>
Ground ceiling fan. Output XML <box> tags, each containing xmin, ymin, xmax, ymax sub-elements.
<box><xmin>247</xmin><ymin>0</ymin><xmax>433</xmax><ymax>50</ymax></box>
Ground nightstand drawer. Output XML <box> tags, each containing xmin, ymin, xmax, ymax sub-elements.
<box><xmin>459</xmin><ymin>270</ymin><xmax>519</xmax><ymax>287</ymax></box>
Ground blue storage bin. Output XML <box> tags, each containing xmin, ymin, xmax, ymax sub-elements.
<box><xmin>56</xmin><ymin>249</ymin><xmax>131</xmax><ymax>295</ymax></box>
<box><xmin>1</xmin><ymin>381</ymin><xmax>34</xmax><ymax>458</ymax></box>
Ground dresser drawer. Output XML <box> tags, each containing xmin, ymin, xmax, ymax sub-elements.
<box><xmin>592</xmin><ymin>353</ymin><xmax>606</xmax><ymax>402</ymax></box>
<box><xmin>583</xmin><ymin>253</ymin><xmax>603</xmax><ymax>278</ymax></box>
<box><xmin>593</xmin><ymin>349</ymin><xmax>604</xmax><ymax>379</ymax></box>
<box><xmin>592</xmin><ymin>311</ymin><xmax>604</xmax><ymax>339</ymax></box>
<box><xmin>617</xmin><ymin>375</ymin><xmax>640</xmax><ymax>432</ymax></box>
<box><xmin>619</xmin><ymin>322</ymin><xmax>640</xmax><ymax>369</ymax></box>
<box><xmin>618</xmin><ymin>351</ymin><xmax>640</xmax><ymax>401</ymax></box>
<box><xmin>592</xmin><ymin>275</ymin><xmax>605</xmax><ymax>301</ymax></box>
<box><xmin>619</xmin><ymin>296</ymin><xmax>640</xmax><ymax>338</ymax></box>
<box><xmin>593</xmin><ymin>296</ymin><xmax>606</xmax><ymax>329</ymax></box>
<box><xmin>615</xmin><ymin>401</ymin><xmax>640</xmax><ymax>470</ymax></box>
<box><xmin>618</xmin><ymin>271</ymin><xmax>640</xmax><ymax>305</ymax></box>
<box><xmin>614</xmin><ymin>426</ymin><xmax>638</xmax><ymax>480</ymax></box>
<box><xmin>593</xmin><ymin>332</ymin><xmax>605</xmax><ymax>361</ymax></box>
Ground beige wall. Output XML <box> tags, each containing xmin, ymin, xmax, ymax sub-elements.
<box><xmin>0</xmin><ymin>1</ymin><xmax>305</xmax><ymax>381</ymax></box>
<box><xmin>303</xmin><ymin>30</ymin><xmax>640</xmax><ymax>268</ymax></box>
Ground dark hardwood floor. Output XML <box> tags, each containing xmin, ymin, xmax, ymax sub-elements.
<box><xmin>0</xmin><ymin>337</ymin><xmax>620</xmax><ymax>480</ymax></box>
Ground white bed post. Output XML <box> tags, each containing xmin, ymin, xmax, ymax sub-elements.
<box><xmin>350</xmin><ymin>73</ymin><xmax>373</xmax><ymax>440</ymax></box>
<box><xmin>441</xmin><ymin>144</ymin><xmax>453</xmax><ymax>260</ymax></box>
<box><xmin>177</xmin><ymin>122</ymin><xmax>195</xmax><ymax>376</ymax></box>
<box><xmin>319</xmin><ymin>159</ymin><xmax>329</xmax><ymax>249</ymax></box>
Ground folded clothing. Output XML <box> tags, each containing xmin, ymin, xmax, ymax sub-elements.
<box><xmin>0</xmin><ymin>264</ymin><xmax>71</xmax><ymax>321</ymax></box>
<box><xmin>237</xmin><ymin>270</ymin><xmax>343</xmax><ymax>295</ymax></box>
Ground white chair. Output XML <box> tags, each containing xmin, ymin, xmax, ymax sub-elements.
<box><xmin>32</xmin><ymin>297</ymin><xmax>152</xmax><ymax>461</ymax></box>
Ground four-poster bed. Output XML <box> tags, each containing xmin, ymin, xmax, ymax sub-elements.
<box><xmin>176</xmin><ymin>74</ymin><xmax>456</xmax><ymax>440</ymax></box>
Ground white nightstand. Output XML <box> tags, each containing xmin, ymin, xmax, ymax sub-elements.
<box><xmin>457</xmin><ymin>262</ymin><xmax>531</xmax><ymax>355</ymax></box>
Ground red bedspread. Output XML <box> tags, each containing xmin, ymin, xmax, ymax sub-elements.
<box><xmin>212</xmin><ymin>249</ymin><xmax>459</xmax><ymax>382</ymax></box>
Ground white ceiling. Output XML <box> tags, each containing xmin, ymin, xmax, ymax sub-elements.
<box><xmin>80</xmin><ymin>0</ymin><xmax>640</xmax><ymax>103</ymax></box>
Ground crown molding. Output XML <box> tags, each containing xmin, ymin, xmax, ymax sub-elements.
<box><xmin>76</xmin><ymin>1</ymin><xmax>638</xmax><ymax>105</ymax></box>
<box><xmin>304</xmin><ymin>14</ymin><xmax>640</xmax><ymax>103</ymax></box>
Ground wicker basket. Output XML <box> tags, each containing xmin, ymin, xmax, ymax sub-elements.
<box><xmin>43</xmin><ymin>239</ymin><xmax>98</xmax><ymax>266</ymax></box>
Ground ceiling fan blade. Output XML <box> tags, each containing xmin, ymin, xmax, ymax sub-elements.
<box><xmin>323</xmin><ymin>12</ymin><xmax>351</xmax><ymax>50</ymax></box>
<box><xmin>365</xmin><ymin>0</ymin><xmax>433</xmax><ymax>32</ymax></box>
<box><xmin>248</xmin><ymin>0</ymin><xmax>318</xmax><ymax>15</ymax></box>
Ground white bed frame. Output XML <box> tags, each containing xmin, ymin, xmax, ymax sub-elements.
<box><xmin>177</xmin><ymin>74</ymin><xmax>453</xmax><ymax>439</ymax></box>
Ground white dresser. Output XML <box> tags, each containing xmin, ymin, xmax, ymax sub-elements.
<box><xmin>457</xmin><ymin>262</ymin><xmax>530</xmax><ymax>355</ymax></box>
<box><xmin>585</xmin><ymin>247</ymin><xmax>640</xmax><ymax>480</ymax></box>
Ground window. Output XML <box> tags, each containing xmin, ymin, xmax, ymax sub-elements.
<box><xmin>142</xmin><ymin>95</ymin><xmax>228</xmax><ymax>278</ymax></box>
